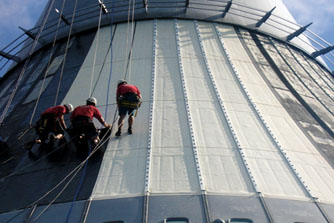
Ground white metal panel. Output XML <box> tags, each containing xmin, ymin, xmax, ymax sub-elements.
<box><xmin>76</xmin><ymin>27</ymin><xmax>111</xmax><ymax>70</ymax></box>
<box><xmin>307</xmin><ymin>58</ymin><xmax>334</xmax><ymax>89</ymax></box>
<box><xmin>218</xmin><ymin>23</ymin><xmax>334</xmax><ymax>203</ymax></box>
<box><xmin>212</xmin><ymin>22</ymin><xmax>310</xmax><ymax>198</ymax></box>
<box><xmin>92</xmin><ymin>147</ymin><xmax>147</xmax><ymax>198</ymax></box>
<box><xmin>150</xmin><ymin>146</ymin><xmax>199</xmax><ymax>192</ymax></box>
<box><xmin>260</xmin><ymin>40</ymin><xmax>334</xmax><ymax>130</ymax></box>
<box><xmin>293</xmin><ymin>52</ymin><xmax>334</xmax><ymax>95</ymax></box>
<box><xmin>150</xmin><ymin>20</ymin><xmax>199</xmax><ymax>193</ymax></box>
<box><xmin>274</xmin><ymin>41</ymin><xmax>334</xmax><ymax>113</ymax></box>
<box><xmin>92</xmin><ymin>21</ymin><xmax>154</xmax><ymax>198</ymax></box>
<box><xmin>62</xmin><ymin>26</ymin><xmax>112</xmax><ymax>107</ymax></box>
<box><xmin>178</xmin><ymin>20</ymin><xmax>253</xmax><ymax>194</ymax></box>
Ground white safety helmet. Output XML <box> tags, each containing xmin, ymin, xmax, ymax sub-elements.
<box><xmin>87</xmin><ymin>97</ymin><xmax>97</xmax><ymax>105</ymax></box>
<box><xmin>117</xmin><ymin>79</ymin><xmax>127</xmax><ymax>86</ymax></box>
<box><xmin>64</xmin><ymin>103</ymin><xmax>73</xmax><ymax>113</ymax></box>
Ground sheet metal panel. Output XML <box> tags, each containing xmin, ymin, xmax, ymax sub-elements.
<box><xmin>260</xmin><ymin>40</ymin><xmax>334</xmax><ymax>130</ymax></box>
<box><xmin>178</xmin><ymin>20</ymin><xmax>253</xmax><ymax>194</ymax></box>
<box><xmin>239</xmin><ymin>27</ymin><xmax>334</xmax><ymax>173</ymax></box>
<box><xmin>265</xmin><ymin>197</ymin><xmax>330</xmax><ymax>222</ymax></box>
<box><xmin>149</xmin><ymin>20</ymin><xmax>199</xmax><ymax>193</ymax></box>
<box><xmin>206</xmin><ymin>22</ymin><xmax>307</xmax><ymax>199</ymax></box>
<box><xmin>218</xmin><ymin>24</ymin><xmax>334</xmax><ymax>203</ymax></box>
<box><xmin>61</xmin><ymin>26</ymin><xmax>112</xmax><ymax>107</ymax></box>
<box><xmin>292</xmin><ymin>51</ymin><xmax>334</xmax><ymax>100</ymax></box>
<box><xmin>273</xmin><ymin>41</ymin><xmax>334</xmax><ymax>114</ymax></box>
<box><xmin>307</xmin><ymin>58</ymin><xmax>334</xmax><ymax>88</ymax></box>
<box><xmin>86</xmin><ymin>197</ymin><xmax>143</xmax><ymax>222</ymax></box>
<box><xmin>92</xmin><ymin>21</ymin><xmax>153</xmax><ymax>198</ymax></box>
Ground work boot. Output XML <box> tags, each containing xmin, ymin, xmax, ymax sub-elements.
<box><xmin>128</xmin><ymin>127</ymin><xmax>132</xmax><ymax>134</ymax></box>
<box><xmin>115</xmin><ymin>129</ymin><xmax>121</xmax><ymax>137</ymax></box>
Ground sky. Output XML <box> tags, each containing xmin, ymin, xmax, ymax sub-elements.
<box><xmin>0</xmin><ymin>0</ymin><xmax>333</xmax><ymax>76</ymax></box>
<box><xmin>0</xmin><ymin>0</ymin><xmax>48</xmax><ymax>49</ymax></box>
<box><xmin>282</xmin><ymin>0</ymin><xmax>334</xmax><ymax>48</ymax></box>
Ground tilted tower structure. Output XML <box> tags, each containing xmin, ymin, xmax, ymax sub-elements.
<box><xmin>1</xmin><ymin>0</ymin><xmax>334</xmax><ymax>222</ymax></box>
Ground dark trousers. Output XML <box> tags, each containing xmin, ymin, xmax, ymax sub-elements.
<box><xmin>35</xmin><ymin>114</ymin><xmax>63</xmax><ymax>142</ymax></box>
<box><xmin>71</xmin><ymin>116</ymin><xmax>98</xmax><ymax>139</ymax></box>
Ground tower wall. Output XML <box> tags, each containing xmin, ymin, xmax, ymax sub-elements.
<box><xmin>1</xmin><ymin>1</ymin><xmax>334</xmax><ymax>222</ymax></box>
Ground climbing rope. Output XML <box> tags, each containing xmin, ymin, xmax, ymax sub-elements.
<box><xmin>29</xmin><ymin>0</ymin><xmax>68</xmax><ymax>126</ymax></box>
<box><xmin>65</xmin><ymin>3</ymin><xmax>105</xmax><ymax>222</ymax></box>
<box><xmin>126</xmin><ymin>0</ymin><xmax>136</xmax><ymax>82</ymax></box>
<box><xmin>104</xmin><ymin>3</ymin><xmax>115</xmax><ymax>120</ymax></box>
<box><xmin>30</xmin><ymin>122</ymin><xmax>118</xmax><ymax>222</ymax></box>
<box><xmin>89</xmin><ymin>3</ymin><xmax>104</xmax><ymax>97</ymax></box>
<box><xmin>0</xmin><ymin>0</ymin><xmax>56</xmax><ymax>125</ymax></box>
<box><xmin>122</xmin><ymin>0</ymin><xmax>136</xmax><ymax>80</ymax></box>
<box><xmin>81</xmin><ymin>1</ymin><xmax>138</xmax><ymax>219</ymax></box>
<box><xmin>0</xmin><ymin>137</ymin><xmax>75</xmax><ymax>183</ymax></box>
<box><xmin>6</xmin><ymin>1</ymin><xmax>138</xmax><ymax>221</ymax></box>
<box><xmin>5</xmin><ymin>124</ymin><xmax>115</xmax><ymax>223</ymax></box>
<box><xmin>122</xmin><ymin>0</ymin><xmax>132</xmax><ymax>77</ymax></box>
<box><xmin>54</xmin><ymin>0</ymin><xmax>79</xmax><ymax>106</ymax></box>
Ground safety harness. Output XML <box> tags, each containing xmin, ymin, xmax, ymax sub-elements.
<box><xmin>118</xmin><ymin>92</ymin><xmax>141</xmax><ymax>109</ymax></box>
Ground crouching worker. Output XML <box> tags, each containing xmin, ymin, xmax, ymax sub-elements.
<box><xmin>70</xmin><ymin>97</ymin><xmax>111</xmax><ymax>146</ymax></box>
<box><xmin>25</xmin><ymin>103</ymin><xmax>73</xmax><ymax>150</ymax></box>
<box><xmin>115</xmin><ymin>80</ymin><xmax>142</xmax><ymax>136</ymax></box>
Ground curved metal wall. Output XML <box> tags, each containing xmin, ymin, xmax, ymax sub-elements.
<box><xmin>1</xmin><ymin>17</ymin><xmax>334</xmax><ymax>222</ymax></box>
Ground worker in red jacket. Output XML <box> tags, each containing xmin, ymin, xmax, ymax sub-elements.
<box><xmin>71</xmin><ymin>97</ymin><xmax>111</xmax><ymax>144</ymax></box>
<box><xmin>26</xmin><ymin>103</ymin><xmax>73</xmax><ymax>150</ymax></box>
<box><xmin>115</xmin><ymin>80</ymin><xmax>142</xmax><ymax>136</ymax></box>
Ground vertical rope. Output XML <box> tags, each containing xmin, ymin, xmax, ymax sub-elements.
<box><xmin>29</xmin><ymin>0</ymin><xmax>67</xmax><ymax>126</ymax></box>
<box><xmin>127</xmin><ymin>0</ymin><xmax>136</xmax><ymax>82</ymax></box>
<box><xmin>122</xmin><ymin>0</ymin><xmax>133</xmax><ymax>77</ymax></box>
<box><xmin>89</xmin><ymin>5</ymin><xmax>104</xmax><ymax>97</ymax></box>
<box><xmin>104</xmin><ymin>3</ymin><xmax>115</xmax><ymax>120</ymax></box>
<box><xmin>65</xmin><ymin>3</ymin><xmax>106</xmax><ymax>221</ymax></box>
<box><xmin>54</xmin><ymin>0</ymin><xmax>79</xmax><ymax>106</ymax></box>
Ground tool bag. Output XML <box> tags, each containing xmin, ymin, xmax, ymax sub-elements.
<box><xmin>118</xmin><ymin>92</ymin><xmax>141</xmax><ymax>109</ymax></box>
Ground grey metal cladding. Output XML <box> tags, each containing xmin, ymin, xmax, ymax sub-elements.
<box><xmin>0</xmin><ymin>30</ymin><xmax>97</xmax><ymax>214</ymax></box>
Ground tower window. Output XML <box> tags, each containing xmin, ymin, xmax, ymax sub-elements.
<box><xmin>104</xmin><ymin>221</ymin><xmax>124</xmax><ymax>223</ymax></box>
<box><xmin>164</xmin><ymin>217</ymin><xmax>190</xmax><ymax>223</ymax></box>
<box><xmin>227</xmin><ymin>218</ymin><xmax>253</xmax><ymax>223</ymax></box>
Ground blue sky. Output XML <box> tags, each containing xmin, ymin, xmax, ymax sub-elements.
<box><xmin>0</xmin><ymin>0</ymin><xmax>48</xmax><ymax>48</ymax></box>
<box><xmin>283</xmin><ymin>0</ymin><xmax>334</xmax><ymax>43</ymax></box>
<box><xmin>0</xmin><ymin>0</ymin><xmax>333</xmax><ymax>76</ymax></box>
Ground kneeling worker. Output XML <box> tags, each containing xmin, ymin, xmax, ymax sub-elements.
<box><xmin>116</xmin><ymin>80</ymin><xmax>142</xmax><ymax>136</ymax></box>
<box><xmin>26</xmin><ymin>103</ymin><xmax>73</xmax><ymax>150</ymax></box>
<box><xmin>70</xmin><ymin>97</ymin><xmax>111</xmax><ymax>144</ymax></box>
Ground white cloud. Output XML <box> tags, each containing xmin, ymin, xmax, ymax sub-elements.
<box><xmin>282</xmin><ymin>0</ymin><xmax>334</xmax><ymax>36</ymax></box>
<box><xmin>0</xmin><ymin>0</ymin><xmax>46</xmax><ymax>29</ymax></box>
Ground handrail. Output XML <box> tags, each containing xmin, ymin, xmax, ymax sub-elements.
<box><xmin>1</xmin><ymin>0</ymin><xmax>333</xmax><ymax>77</ymax></box>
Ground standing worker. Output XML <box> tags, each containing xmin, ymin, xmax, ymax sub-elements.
<box><xmin>115</xmin><ymin>80</ymin><xmax>142</xmax><ymax>136</ymax></box>
<box><xmin>70</xmin><ymin>97</ymin><xmax>111</xmax><ymax>145</ymax></box>
<box><xmin>25</xmin><ymin>103</ymin><xmax>73</xmax><ymax>150</ymax></box>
